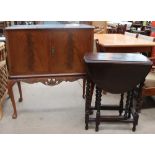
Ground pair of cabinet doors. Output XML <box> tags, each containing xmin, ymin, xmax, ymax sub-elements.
<box><xmin>6</xmin><ymin>29</ymin><xmax>94</xmax><ymax>77</ymax></box>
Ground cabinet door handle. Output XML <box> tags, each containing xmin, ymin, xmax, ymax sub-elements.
<box><xmin>51</xmin><ymin>48</ymin><xmax>55</xmax><ymax>56</ymax></box>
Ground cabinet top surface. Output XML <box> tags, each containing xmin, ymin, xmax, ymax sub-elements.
<box><xmin>5</xmin><ymin>24</ymin><xmax>94</xmax><ymax>30</ymax></box>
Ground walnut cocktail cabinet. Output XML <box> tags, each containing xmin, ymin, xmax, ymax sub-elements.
<box><xmin>5</xmin><ymin>24</ymin><xmax>94</xmax><ymax>118</ymax></box>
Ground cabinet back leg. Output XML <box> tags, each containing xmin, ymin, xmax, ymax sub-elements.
<box><xmin>17</xmin><ymin>81</ymin><xmax>23</xmax><ymax>102</ymax></box>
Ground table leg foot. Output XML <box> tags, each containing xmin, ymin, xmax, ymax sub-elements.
<box><xmin>85</xmin><ymin>124</ymin><xmax>88</xmax><ymax>130</ymax></box>
<box><xmin>132</xmin><ymin>126</ymin><xmax>136</xmax><ymax>132</ymax></box>
<box><xmin>18</xmin><ymin>98</ymin><xmax>23</xmax><ymax>102</ymax></box>
<box><xmin>12</xmin><ymin>113</ymin><xmax>17</xmax><ymax>119</ymax></box>
<box><xmin>95</xmin><ymin>126</ymin><xmax>99</xmax><ymax>132</ymax></box>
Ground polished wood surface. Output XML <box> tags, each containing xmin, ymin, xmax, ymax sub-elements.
<box><xmin>84</xmin><ymin>52</ymin><xmax>151</xmax><ymax>63</ymax></box>
<box><xmin>6</xmin><ymin>24</ymin><xmax>94</xmax><ymax>78</ymax></box>
<box><xmin>5</xmin><ymin>24</ymin><xmax>94</xmax><ymax>118</ymax></box>
<box><xmin>84</xmin><ymin>53</ymin><xmax>152</xmax><ymax>93</ymax></box>
<box><xmin>94</xmin><ymin>34</ymin><xmax>155</xmax><ymax>53</ymax></box>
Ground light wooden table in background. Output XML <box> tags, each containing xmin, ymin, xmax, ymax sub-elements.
<box><xmin>94</xmin><ymin>34</ymin><xmax>155</xmax><ymax>53</ymax></box>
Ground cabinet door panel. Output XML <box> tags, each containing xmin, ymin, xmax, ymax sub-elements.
<box><xmin>7</xmin><ymin>30</ymin><xmax>50</xmax><ymax>75</ymax></box>
<box><xmin>49</xmin><ymin>29</ymin><xmax>93</xmax><ymax>74</ymax></box>
<box><xmin>71</xmin><ymin>29</ymin><xmax>94</xmax><ymax>73</ymax></box>
<box><xmin>50</xmin><ymin>30</ymin><xmax>71</xmax><ymax>73</ymax></box>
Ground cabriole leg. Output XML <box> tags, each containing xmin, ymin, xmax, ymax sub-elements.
<box><xmin>8</xmin><ymin>80</ymin><xmax>17</xmax><ymax>119</ymax></box>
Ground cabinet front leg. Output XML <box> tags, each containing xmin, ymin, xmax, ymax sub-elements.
<box><xmin>8</xmin><ymin>81</ymin><xmax>17</xmax><ymax>119</ymax></box>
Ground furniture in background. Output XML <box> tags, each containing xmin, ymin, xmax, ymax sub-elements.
<box><xmin>92</xmin><ymin>21</ymin><xmax>107</xmax><ymax>34</ymax></box>
<box><xmin>107</xmin><ymin>21</ymin><xmax>132</xmax><ymax>32</ymax></box>
<box><xmin>138</xmin><ymin>34</ymin><xmax>155</xmax><ymax>41</ymax></box>
<box><xmin>130</xmin><ymin>21</ymin><xmax>151</xmax><ymax>36</ymax></box>
<box><xmin>135</xmin><ymin>34</ymin><xmax>155</xmax><ymax>110</ymax></box>
<box><xmin>107</xmin><ymin>22</ymin><xmax>130</xmax><ymax>34</ymax></box>
<box><xmin>142</xmin><ymin>68</ymin><xmax>155</xmax><ymax>98</ymax></box>
<box><xmin>131</xmin><ymin>29</ymin><xmax>151</xmax><ymax>36</ymax></box>
<box><xmin>141</xmin><ymin>54</ymin><xmax>155</xmax><ymax>104</ymax></box>
<box><xmin>137</xmin><ymin>33</ymin><xmax>155</xmax><ymax>59</ymax></box>
<box><xmin>13</xmin><ymin>21</ymin><xmax>37</xmax><ymax>25</ymax></box>
<box><xmin>79</xmin><ymin>21</ymin><xmax>107</xmax><ymax>34</ymax></box>
<box><xmin>150</xmin><ymin>32</ymin><xmax>155</xmax><ymax>64</ymax></box>
<box><xmin>107</xmin><ymin>26</ymin><xmax>117</xmax><ymax>34</ymax></box>
<box><xmin>124</xmin><ymin>31</ymin><xmax>138</xmax><ymax>38</ymax></box>
<box><xmin>0</xmin><ymin>22</ymin><xmax>7</xmax><ymax>36</ymax></box>
<box><xmin>0</xmin><ymin>22</ymin><xmax>12</xmax><ymax>36</ymax></box>
<box><xmin>0</xmin><ymin>42</ymin><xmax>7</xmax><ymax>119</ymax></box>
<box><xmin>130</xmin><ymin>21</ymin><xmax>143</xmax><ymax>30</ymax></box>
<box><xmin>79</xmin><ymin>21</ymin><xmax>92</xmax><ymax>25</ymax></box>
<box><xmin>0</xmin><ymin>61</ymin><xmax>8</xmax><ymax>119</ymax></box>
<box><xmin>94</xmin><ymin>34</ymin><xmax>155</xmax><ymax>53</ymax></box>
<box><xmin>84</xmin><ymin>52</ymin><xmax>152</xmax><ymax>131</ymax></box>
<box><xmin>137</xmin><ymin>34</ymin><xmax>155</xmax><ymax>57</ymax></box>
<box><xmin>0</xmin><ymin>42</ymin><xmax>6</xmax><ymax>60</ymax></box>
<box><xmin>140</xmin><ymin>35</ymin><xmax>155</xmax><ymax>105</ymax></box>
<box><xmin>116</xmin><ymin>24</ymin><xmax>127</xmax><ymax>34</ymax></box>
<box><xmin>5</xmin><ymin>24</ymin><xmax>94</xmax><ymax>119</ymax></box>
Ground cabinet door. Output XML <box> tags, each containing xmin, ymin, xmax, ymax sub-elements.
<box><xmin>49</xmin><ymin>30</ymin><xmax>72</xmax><ymax>73</ymax></box>
<box><xmin>7</xmin><ymin>30</ymin><xmax>50</xmax><ymax>76</ymax></box>
<box><xmin>71</xmin><ymin>29</ymin><xmax>94</xmax><ymax>73</ymax></box>
<box><xmin>49</xmin><ymin>29</ymin><xmax>93</xmax><ymax>74</ymax></box>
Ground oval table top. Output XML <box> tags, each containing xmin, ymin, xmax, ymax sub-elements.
<box><xmin>84</xmin><ymin>52</ymin><xmax>152</xmax><ymax>93</ymax></box>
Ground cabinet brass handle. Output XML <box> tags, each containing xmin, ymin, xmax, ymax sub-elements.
<box><xmin>51</xmin><ymin>48</ymin><xmax>55</xmax><ymax>56</ymax></box>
